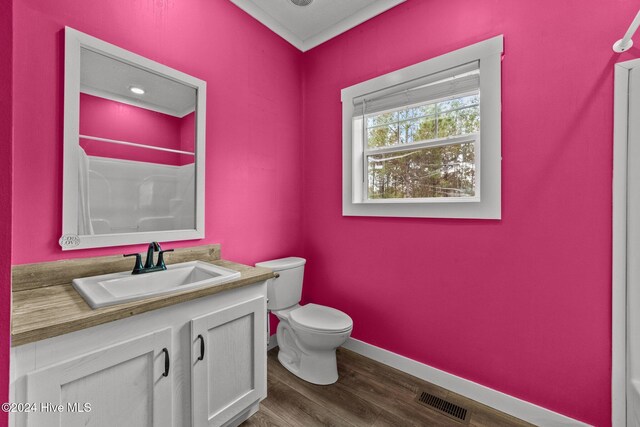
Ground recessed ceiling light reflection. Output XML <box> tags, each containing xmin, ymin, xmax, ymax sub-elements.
<box><xmin>129</xmin><ymin>86</ymin><xmax>145</xmax><ymax>95</ymax></box>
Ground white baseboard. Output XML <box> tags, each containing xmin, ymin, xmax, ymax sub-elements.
<box><xmin>267</xmin><ymin>334</ymin><xmax>588</xmax><ymax>425</ymax></box>
<box><xmin>341</xmin><ymin>338</ymin><xmax>590</xmax><ymax>427</ymax></box>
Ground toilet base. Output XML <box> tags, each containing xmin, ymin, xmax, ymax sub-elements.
<box><xmin>277</xmin><ymin>347</ymin><xmax>339</xmax><ymax>385</ymax></box>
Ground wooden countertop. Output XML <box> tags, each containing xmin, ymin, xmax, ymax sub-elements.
<box><xmin>11</xmin><ymin>245</ymin><xmax>274</xmax><ymax>347</ymax></box>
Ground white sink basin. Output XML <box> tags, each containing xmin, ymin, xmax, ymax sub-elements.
<box><xmin>73</xmin><ymin>261</ymin><xmax>241</xmax><ymax>309</ymax></box>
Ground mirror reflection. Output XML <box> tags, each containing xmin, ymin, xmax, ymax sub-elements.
<box><xmin>78</xmin><ymin>48</ymin><xmax>197</xmax><ymax>235</ymax></box>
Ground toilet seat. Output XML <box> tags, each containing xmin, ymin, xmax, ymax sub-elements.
<box><xmin>289</xmin><ymin>303</ymin><xmax>353</xmax><ymax>334</ymax></box>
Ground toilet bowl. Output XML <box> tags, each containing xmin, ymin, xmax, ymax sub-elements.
<box><xmin>274</xmin><ymin>304</ymin><xmax>352</xmax><ymax>385</ymax></box>
<box><xmin>255</xmin><ymin>257</ymin><xmax>353</xmax><ymax>385</ymax></box>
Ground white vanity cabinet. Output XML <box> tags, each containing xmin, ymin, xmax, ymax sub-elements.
<box><xmin>10</xmin><ymin>281</ymin><xmax>267</xmax><ymax>427</ymax></box>
<box><xmin>191</xmin><ymin>297</ymin><xmax>266</xmax><ymax>427</ymax></box>
<box><xmin>25</xmin><ymin>328</ymin><xmax>172</xmax><ymax>427</ymax></box>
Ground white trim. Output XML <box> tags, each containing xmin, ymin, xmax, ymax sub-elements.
<box><xmin>612</xmin><ymin>58</ymin><xmax>640</xmax><ymax>427</ymax></box>
<box><xmin>268</xmin><ymin>333</ymin><xmax>587</xmax><ymax>425</ymax></box>
<box><xmin>62</xmin><ymin>27</ymin><xmax>206</xmax><ymax>250</ymax></box>
<box><xmin>341</xmin><ymin>35</ymin><xmax>502</xmax><ymax>219</ymax></box>
<box><xmin>342</xmin><ymin>338</ymin><xmax>589</xmax><ymax>427</ymax></box>
<box><xmin>228</xmin><ymin>0</ymin><xmax>304</xmax><ymax>50</ymax></box>
<box><xmin>300</xmin><ymin>0</ymin><xmax>407</xmax><ymax>52</ymax></box>
<box><xmin>228</xmin><ymin>0</ymin><xmax>406</xmax><ymax>52</ymax></box>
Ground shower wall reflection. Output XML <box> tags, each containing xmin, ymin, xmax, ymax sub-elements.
<box><xmin>78</xmin><ymin>94</ymin><xmax>195</xmax><ymax>235</ymax></box>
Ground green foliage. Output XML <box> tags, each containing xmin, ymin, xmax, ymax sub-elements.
<box><xmin>366</xmin><ymin>94</ymin><xmax>479</xmax><ymax>199</ymax></box>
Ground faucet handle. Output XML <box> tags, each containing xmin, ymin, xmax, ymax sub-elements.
<box><xmin>123</xmin><ymin>253</ymin><xmax>144</xmax><ymax>274</ymax></box>
<box><xmin>156</xmin><ymin>249</ymin><xmax>174</xmax><ymax>270</ymax></box>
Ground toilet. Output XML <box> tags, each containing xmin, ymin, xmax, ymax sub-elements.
<box><xmin>255</xmin><ymin>257</ymin><xmax>353</xmax><ymax>385</ymax></box>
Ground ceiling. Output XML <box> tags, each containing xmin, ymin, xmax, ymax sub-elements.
<box><xmin>81</xmin><ymin>48</ymin><xmax>196</xmax><ymax>118</ymax></box>
<box><xmin>229</xmin><ymin>0</ymin><xmax>406</xmax><ymax>52</ymax></box>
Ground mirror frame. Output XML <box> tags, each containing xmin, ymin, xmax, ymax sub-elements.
<box><xmin>62</xmin><ymin>27</ymin><xmax>206</xmax><ymax>250</ymax></box>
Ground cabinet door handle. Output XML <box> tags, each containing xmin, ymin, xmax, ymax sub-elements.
<box><xmin>162</xmin><ymin>348</ymin><xmax>170</xmax><ymax>377</ymax></box>
<box><xmin>197</xmin><ymin>334</ymin><xmax>205</xmax><ymax>361</ymax></box>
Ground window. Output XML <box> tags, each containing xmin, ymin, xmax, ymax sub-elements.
<box><xmin>342</xmin><ymin>36</ymin><xmax>503</xmax><ymax>219</ymax></box>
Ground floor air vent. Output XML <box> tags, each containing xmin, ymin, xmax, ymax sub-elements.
<box><xmin>416</xmin><ymin>391</ymin><xmax>469</xmax><ymax>423</ymax></box>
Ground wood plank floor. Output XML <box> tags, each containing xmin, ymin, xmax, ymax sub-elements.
<box><xmin>243</xmin><ymin>348</ymin><xmax>533</xmax><ymax>427</ymax></box>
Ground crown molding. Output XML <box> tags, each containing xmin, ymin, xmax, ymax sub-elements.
<box><xmin>229</xmin><ymin>0</ymin><xmax>406</xmax><ymax>52</ymax></box>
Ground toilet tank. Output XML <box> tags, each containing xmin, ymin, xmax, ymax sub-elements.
<box><xmin>255</xmin><ymin>257</ymin><xmax>306</xmax><ymax>310</ymax></box>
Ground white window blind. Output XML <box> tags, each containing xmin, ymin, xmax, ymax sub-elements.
<box><xmin>352</xmin><ymin>61</ymin><xmax>479</xmax><ymax>118</ymax></box>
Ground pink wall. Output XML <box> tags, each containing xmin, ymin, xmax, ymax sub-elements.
<box><xmin>12</xmin><ymin>0</ymin><xmax>303</xmax><ymax>266</ymax></box>
<box><xmin>80</xmin><ymin>93</ymin><xmax>191</xmax><ymax>166</ymax></box>
<box><xmin>8</xmin><ymin>0</ymin><xmax>639</xmax><ymax>425</ymax></box>
<box><xmin>10</xmin><ymin>2</ymin><xmax>302</xmax><ymax>422</ymax></box>
<box><xmin>300</xmin><ymin>1</ymin><xmax>640</xmax><ymax>425</ymax></box>
<box><xmin>0</xmin><ymin>0</ymin><xmax>12</xmax><ymax>425</ymax></box>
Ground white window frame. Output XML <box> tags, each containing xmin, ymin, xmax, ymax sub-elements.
<box><xmin>341</xmin><ymin>35</ymin><xmax>503</xmax><ymax>219</ymax></box>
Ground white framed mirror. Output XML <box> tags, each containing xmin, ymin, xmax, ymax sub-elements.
<box><xmin>61</xmin><ymin>27</ymin><xmax>206</xmax><ymax>250</ymax></box>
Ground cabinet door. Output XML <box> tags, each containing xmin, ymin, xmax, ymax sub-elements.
<box><xmin>191</xmin><ymin>296</ymin><xmax>266</xmax><ymax>427</ymax></box>
<box><xmin>25</xmin><ymin>328</ymin><xmax>172</xmax><ymax>427</ymax></box>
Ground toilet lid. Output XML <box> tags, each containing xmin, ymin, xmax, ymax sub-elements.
<box><xmin>290</xmin><ymin>304</ymin><xmax>353</xmax><ymax>333</ymax></box>
<box><xmin>255</xmin><ymin>257</ymin><xmax>306</xmax><ymax>271</ymax></box>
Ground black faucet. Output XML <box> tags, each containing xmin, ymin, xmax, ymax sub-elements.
<box><xmin>144</xmin><ymin>241</ymin><xmax>161</xmax><ymax>269</ymax></box>
<box><xmin>124</xmin><ymin>242</ymin><xmax>174</xmax><ymax>275</ymax></box>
